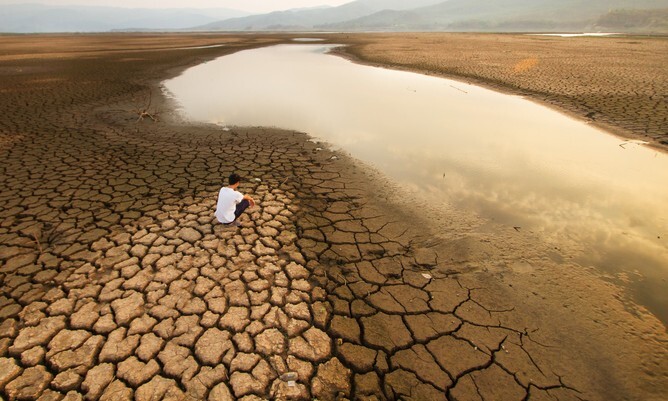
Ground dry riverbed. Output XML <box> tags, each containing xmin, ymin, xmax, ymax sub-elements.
<box><xmin>0</xmin><ymin>34</ymin><xmax>666</xmax><ymax>401</ymax></box>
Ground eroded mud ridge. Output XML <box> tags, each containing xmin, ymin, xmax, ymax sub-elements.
<box><xmin>0</xmin><ymin>35</ymin><xmax>667</xmax><ymax>401</ymax></box>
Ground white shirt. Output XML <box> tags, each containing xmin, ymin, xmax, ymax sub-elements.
<box><xmin>215</xmin><ymin>187</ymin><xmax>244</xmax><ymax>223</ymax></box>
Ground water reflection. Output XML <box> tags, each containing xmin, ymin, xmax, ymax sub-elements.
<box><xmin>528</xmin><ymin>33</ymin><xmax>620</xmax><ymax>37</ymax></box>
<box><xmin>163</xmin><ymin>44</ymin><xmax>668</xmax><ymax>323</ymax></box>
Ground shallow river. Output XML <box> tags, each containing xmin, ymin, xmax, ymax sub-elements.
<box><xmin>163</xmin><ymin>44</ymin><xmax>668</xmax><ymax>324</ymax></box>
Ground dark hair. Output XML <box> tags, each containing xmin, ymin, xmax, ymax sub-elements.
<box><xmin>229</xmin><ymin>173</ymin><xmax>241</xmax><ymax>185</ymax></box>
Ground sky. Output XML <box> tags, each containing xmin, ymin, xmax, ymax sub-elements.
<box><xmin>0</xmin><ymin>0</ymin><xmax>353</xmax><ymax>13</ymax></box>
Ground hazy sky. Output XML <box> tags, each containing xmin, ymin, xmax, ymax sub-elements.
<box><xmin>0</xmin><ymin>0</ymin><xmax>353</xmax><ymax>12</ymax></box>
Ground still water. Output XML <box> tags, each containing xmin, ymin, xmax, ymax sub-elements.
<box><xmin>163</xmin><ymin>44</ymin><xmax>668</xmax><ymax>323</ymax></box>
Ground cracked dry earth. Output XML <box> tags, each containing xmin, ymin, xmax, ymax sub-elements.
<box><xmin>0</xmin><ymin>109</ymin><xmax>585</xmax><ymax>401</ymax></box>
<box><xmin>0</xmin><ymin>110</ymin><xmax>563</xmax><ymax>400</ymax></box>
<box><xmin>1</xmin><ymin>35</ymin><xmax>667</xmax><ymax>401</ymax></box>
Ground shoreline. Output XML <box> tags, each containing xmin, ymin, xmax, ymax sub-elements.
<box><xmin>0</xmin><ymin>34</ymin><xmax>666</xmax><ymax>400</ymax></box>
<box><xmin>329</xmin><ymin>46</ymin><xmax>649</xmax><ymax>150</ymax></box>
<box><xmin>328</xmin><ymin>32</ymin><xmax>668</xmax><ymax>154</ymax></box>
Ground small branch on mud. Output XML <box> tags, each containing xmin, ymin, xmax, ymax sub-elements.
<box><xmin>280</xmin><ymin>176</ymin><xmax>292</xmax><ymax>186</ymax></box>
<box><xmin>23</xmin><ymin>222</ymin><xmax>64</xmax><ymax>255</ymax></box>
<box><xmin>134</xmin><ymin>90</ymin><xmax>160</xmax><ymax>122</ymax></box>
<box><xmin>106</xmin><ymin>89</ymin><xmax>161</xmax><ymax>122</ymax></box>
<box><xmin>336</xmin><ymin>273</ymin><xmax>348</xmax><ymax>286</ymax></box>
<box><xmin>30</xmin><ymin>232</ymin><xmax>43</xmax><ymax>254</ymax></box>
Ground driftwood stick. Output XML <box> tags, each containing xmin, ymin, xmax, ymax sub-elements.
<box><xmin>31</xmin><ymin>232</ymin><xmax>43</xmax><ymax>254</ymax></box>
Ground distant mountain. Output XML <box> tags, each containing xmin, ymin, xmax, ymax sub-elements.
<box><xmin>194</xmin><ymin>0</ymin><xmax>445</xmax><ymax>31</ymax></box>
<box><xmin>319</xmin><ymin>0</ymin><xmax>668</xmax><ymax>32</ymax></box>
<box><xmin>593</xmin><ymin>7</ymin><xmax>668</xmax><ymax>31</ymax></box>
<box><xmin>4</xmin><ymin>0</ymin><xmax>667</xmax><ymax>33</ymax></box>
<box><xmin>0</xmin><ymin>3</ymin><xmax>250</xmax><ymax>33</ymax></box>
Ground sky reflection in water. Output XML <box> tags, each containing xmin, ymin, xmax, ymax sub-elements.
<box><xmin>164</xmin><ymin>44</ymin><xmax>668</xmax><ymax>322</ymax></box>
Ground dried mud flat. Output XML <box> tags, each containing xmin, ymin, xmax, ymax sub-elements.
<box><xmin>0</xmin><ymin>34</ymin><xmax>667</xmax><ymax>401</ymax></box>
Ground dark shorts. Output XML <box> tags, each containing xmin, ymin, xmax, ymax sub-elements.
<box><xmin>232</xmin><ymin>199</ymin><xmax>250</xmax><ymax>221</ymax></box>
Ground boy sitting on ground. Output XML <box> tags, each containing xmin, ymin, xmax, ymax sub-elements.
<box><xmin>215</xmin><ymin>173</ymin><xmax>255</xmax><ymax>226</ymax></box>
